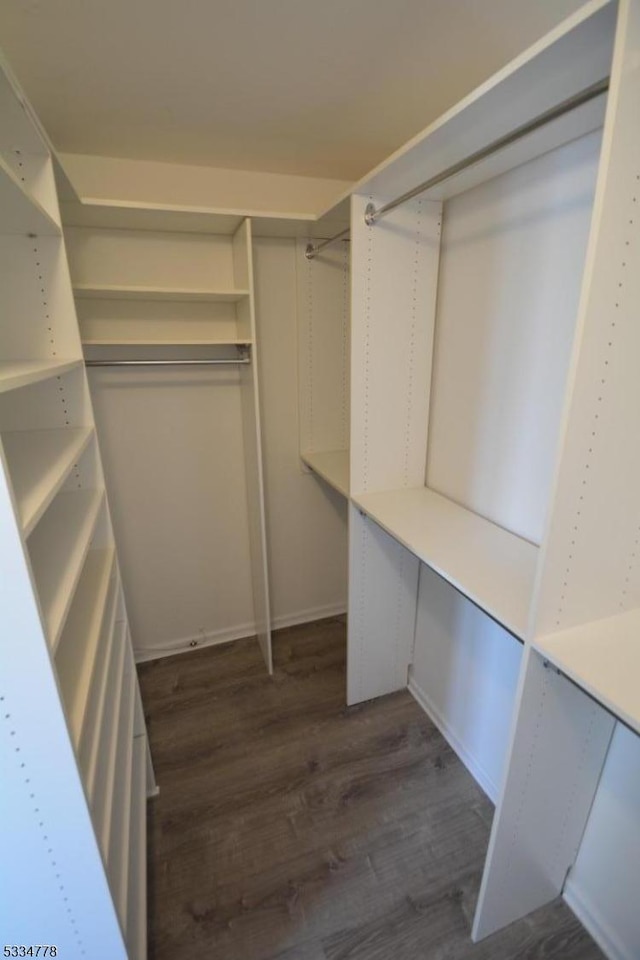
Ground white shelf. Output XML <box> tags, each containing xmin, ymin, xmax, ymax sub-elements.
<box><xmin>0</xmin><ymin>153</ymin><xmax>61</xmax><ymax>236</ymax></box>
<box><xmin>55</xmin><ymin>549</ymin><xmax>116</xmax><ymax>748</ymax></box>
<box><xmin>82</xmin><ymin>338</ymin><xmax>253</xmax><ymax>347</ymax></box>
<box><xmin>108</xmin><ymin>666</ymin><xmax>136</xmax><ymax>925</ymax></box>
<box><xmin>2</xmin><ymin>427</ymin><xmax>94</xmax><ymax>536</ymax></box>
<box><xmin>91</xmin><ymin>625</ymin><xmax>127</xmax><ymax>855</ymax></box>
<box><xmin>0</xmin><ymin>359</ymin><xmax>82</xmax><ymax>394</ymax></box>
<box><xmin>27</xmin><ymin>488</ymin><xmax>104</xmax><ymax>650</ymax></box>
<box><xmin>301</xmin><ymin>449</ymin><xmax>349</xmax><ymax>498</ymax></box>
<box><xmin>73</xmin><ymin>283</ymin><xmax>250</xmax><ymax>303</ymax></box>
<box><xmin>352</xmin><ymin>486</ymin><xmax>538</xmax><ymax>639</ymax></box>
<box><xmin>127</xmin><ymin>735</ymin><xmax>148</xmax><ymax>960</ymax></box>
<box><xmin>82</xmin><ymin>608</ymin><xmax>121</xmax><ymax>796</ymax></box>
<box><xmin>533</xmin><ymin>609</ymin><xmax>640</xmax><ymax>734</ymax></box>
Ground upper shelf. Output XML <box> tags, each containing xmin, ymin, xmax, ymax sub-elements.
<box><xmin>302</xmin><ymin>449</ymin><xmax>349</xmax><ymax>498</ymax></box>
<box><xmin>533</xmin><ymin>609</ymin><xmax>640</xmax><ymax>734</ymax></box>
<box><xmin>0</xmin><ymin>360</ymin><xmax>83</xmax><ymax>394</ymax></box>
<box><xmin>352</xmin><ymin>486</ymin><xmax>539</xmax><ymax>639</ymax></box>
<box><xmin>73</xmin><ymin>284</ymin><xmax>250</xmax><ymax>303</ymax></box>
<box><xmin>0</xmin><ymin>153</ymin><xmax>61</xmax><ymax>236</ymax></box>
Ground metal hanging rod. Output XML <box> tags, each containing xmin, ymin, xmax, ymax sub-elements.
<box><xmin>364</xmin><ymin>77</ymin><xmax>609</xmax><ymax>226</ymax></box>
<box><xmin>85</xmin><ymin>358</ymin><xmax>251</xmax><ymax>367</ymax></box>
<box><xmin>305</xmin><ymin>227</ymin><xmax>350</xmax><ymax>260</ymax></box>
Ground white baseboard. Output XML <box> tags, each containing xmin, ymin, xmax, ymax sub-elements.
<box><xmin>134</xmin><ymin>602</ymin><xmax>347</xmax><ymax>664</ymax></box>
<box><xmin>134</xmin><ymin>619</ymin><xmax>257</xmax><ymax>663</ymax></box>
<box><xmin>564</xmin><ymin>877</ymin><xmax>631</xmax><ymax>960</ymax></box>
<box><xmin>407</xmin><ymin>675</ymin><xmax>498</xmax><ymax>803</ymax></box>
<box><xmin>271</xmin><ymin>601</ymin><xmax>347</xmax><ymax>631</ymax></box>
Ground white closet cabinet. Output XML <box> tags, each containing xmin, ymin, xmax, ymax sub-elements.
<box><xmin>62</xmin><ymin>211</ymin><xmax>272</xmax><ymax>670</ymax></box>
<box><xmin>0</xmin><ymin>59</ymin><xmax>154</xmax><ymax>959</ymax></box>
<box><xmin>343</xmin><ymin>0</ymin><xmax>640</xmax><ymax>943</ymax></box>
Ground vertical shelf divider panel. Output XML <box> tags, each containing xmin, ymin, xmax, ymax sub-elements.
<box><xmin>234</xmin><ymin>218</ymin><xmax>273</xmax><ymax>672</ymax></box>
<box><xmin>347</xmin><ymin>192</ymin><xmax>441</xmax><ymax>704</ymax></box>
<box><xmin>473</xmin><ymin>0</ymin><xmax>640</xmax><ymax>940</ymax></box>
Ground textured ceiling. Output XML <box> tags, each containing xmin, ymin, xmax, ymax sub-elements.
<box><xmin>0</xmin><ymin>0</ymin><xmax>585</xmax><ymax>180</ymax></box>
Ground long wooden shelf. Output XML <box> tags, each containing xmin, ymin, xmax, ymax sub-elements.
<box><xmin>533</xmin><ymin>609</ymin><xmax>640</xmax><ymax>734</ymax></box>
<box><xmin>2</xmin><ymin>427</ymin><xmax>94</xmax><ymax>536</ymax></box>
<box><xmin>352</xmin><ymin>486</ymin><xmax>538</xmax><ymax>639</ymax></box>
<box><xmin>27</xmin><ymin>488</ymin><xmax>105</xmax><ymax>650</ymax></box>
<box><xmin>0</xmin><ymin>359</ymin><xmax>82</xmax><ymax>394</ymax></box>
<box><xmin>55</xmin><ymin>548</ymin><xmax>116</xmax><ymax>748</ymax></box>
<box><xmin>127</xmin><ymin>735</ymin><xmax>148</xmax><ymax>960</ymax></box>
<box><xmin>0</xmin><ymin>153</ymin><xmax>61</xmax><ymax>236</ymax></box>
<box><xmin>301</xmin><ymin>449</ymin><xmax>349</xmax><ymax>498</ymax></box>
<box><xmin>73</xmin><ymin>283</ymin><xmax>250</xmax><ymax>303</ymax></box>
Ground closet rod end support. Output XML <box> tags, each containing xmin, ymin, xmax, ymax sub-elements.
<box><xmin>364</xmin><ymin>203</ymin><xmax>377</xmax><ymax>226</ymax></box>
<box><xmin>305</xmin><ymin>243</ymin><xmax>316</xmax><ymax>260</ymax></box>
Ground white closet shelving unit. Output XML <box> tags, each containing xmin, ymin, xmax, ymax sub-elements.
<box><xmin>339</xmin><ymin>0</ymin><xmax>639</xmax><ymax>944</ymax></box>
<box><xmin>296</xmin><ymin>232</ymin><xmax>351</xmax><ymax>498</ymax></box>
<box><xmin>62</xmin><ymin>207</ymin><xmax>272</xmax><ymax>671</ymax></box>
<box><xmin>0</xmin><ymin>57</ymin><xmax>155</xmax><ymax>959</ymax></box>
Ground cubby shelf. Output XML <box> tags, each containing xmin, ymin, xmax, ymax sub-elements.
<box><xmin>73</xmin><ymin>283</ymin><xmax>250</xmax><ymax>303</ymax></box>
<box><xmin>101</xmin><ymin>661</ymin><xmax>135</xmax><ymax>862</ymax></box>
<box><xmin>301</xmin><ymin>449</ymin><xmax>349</xmax><ymax>498</ymax></box>
<box><xmin>533</xmin><ymin>610</ymin><xmax>640</xmax><ymax>734</ymax></box>
<box><xmin>55</xmin><ymin>548</ymin><xmax>116</xmax><ymax>748</ymax></box>
<box><xmin>127</xmin><ymin>735</ymin><xmax>148</xmax><ymax>960</ymax></box>
<box><xmin>0</xmin><ymin>153</ymin><xmax>61</xmax><ymax>236</ymax></box>
<box><xmin>352</xmin><ymin>486</ymin><xmax>538</xmax><ymax>639</ymax></box>
<box><xmin>0</xmin><ymin>359</ymin><xmax>83</xmax><ymax>394</ymax></box>
<box><xmin>2</xmin><ymin>427</ymin><xmax>94</xmax><ymax>536</ymax></box>
<box><xmin>91</xmin><ymin>626</ymin><xmax>127</xmax><ymax>854</ymax></box>
<box><xmin>81</xmin><ymin>605</ymin><xmax>121</xmax><ymax>796</ymax></box>
<box><xmin>108</xmin><ymin>664</ymin><xmax>136</xmax><ymax>925</ymax></box>
<box><xmin>28</xmin><ymin>488</ymin><xmax>105</xmax><ymax>650</ymax></box>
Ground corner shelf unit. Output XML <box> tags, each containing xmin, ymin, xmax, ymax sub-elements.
<box><xmin>62</xmin><ymin>202</ymin><xmax>273</xmax><ymax>673</ymax></box>
<box><xmin>0</xmin><ymin>56</ymin><xmax>154</xmax><ymax>958</ymax></box>
<box><xmin>301</xmin><ymin>449</ymin><xmax>350</xmax><ymax>499</ymax></box>
<box><xmin>338</xmin><ymin>0</ymin><xmax>640</xmax><ymax>947</ymax></box>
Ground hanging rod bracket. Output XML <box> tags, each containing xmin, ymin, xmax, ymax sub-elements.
<box><xmin>304</xmin><ymin>227</ymin><xmax>351</xmax><ymax>260</ymax></box>
<box><xmin>364</xmin><ymin>203</ymin><xmax>377</xmax><ymax>227</ymax></box>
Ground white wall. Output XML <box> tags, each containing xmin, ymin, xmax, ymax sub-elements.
<box><xmin>253</xmin><ymin>236</ymin><xmax>348</xmax><ymax>627</ymax></box>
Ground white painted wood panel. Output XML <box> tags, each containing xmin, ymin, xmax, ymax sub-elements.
<box><xmin>533</xmin><ymin>0</ymin><xmax>640</xmax><ymax>636</ymax></box>
<box><xmin>235</xmin><ymin>220</ymin><xmax>272</xmax><ymax>671</ymax></box>
<box><xmin>353</xmin><ymin>486</ymin><xmax>538</xmax><ymax>639</ymax></box>
<box><xmin>410</xmin><ymin>564</ymin><xmax>523</xmax><ymax>800</ymax></box>
<box><xmin>427</xmin><ymin>131</ymin><xmax>601</xmax><ymax>544</ymax></box>
<box><xmin>350</xmin><ymin>193</ymin><xmax>441</xmax><ymax>494</ymax></box>
<box><xmin>472</xmin><ymin>647</ymin><xmax>615</xmax><ymax>940</ymax></box>
<box><xmin>347</xmin><ymin>505</ymin><xmax>419</xmax><ymax>704</ymax></box>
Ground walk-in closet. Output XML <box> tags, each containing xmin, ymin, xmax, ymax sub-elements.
<box><xmin>1</xmin><ymin>1</ymin><xmax>639</xmax><ymax>958</ymax></box>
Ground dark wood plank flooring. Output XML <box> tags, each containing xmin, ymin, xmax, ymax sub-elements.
<box><xmin>138</xmin><ymin>617</ymin><xmax>604</xmax><ymax>960</ymax></box>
